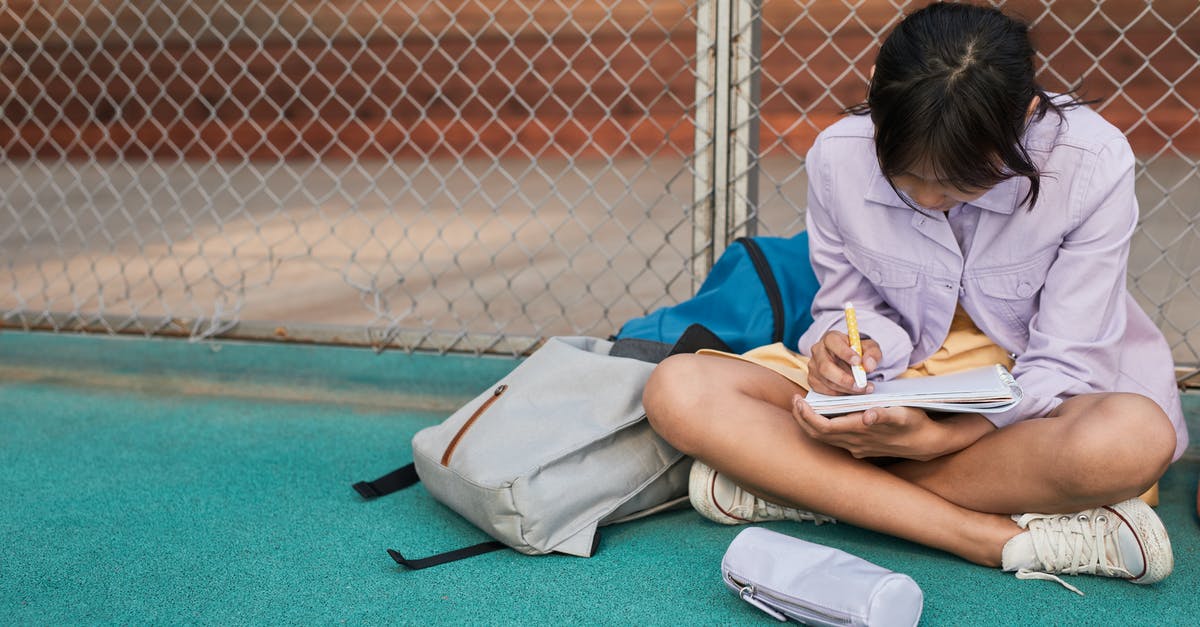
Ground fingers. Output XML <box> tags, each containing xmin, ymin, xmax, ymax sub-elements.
<box><xmin>793</xmin><ymin>396</ymin><xmax>896</xmax><ymax>433</ymax></box>
<box><xmin>791</xmin><ymin>395</ymin><xmax>826</xmax><ymax>436</ymax></box>
<box><xmin>862</xmin><ymin>406</ymin><xmax>917</xmax><ymax>428</ymax></box>
<box><xmin>791</xmin><ymin>397</ymin><xmax>877</xmax><ymax>458</ymax></box>
<box><xmin>792</xmin><ymin>400</ymin><xmax>934</xmax><ymax>460</ymax></box>
<box><xmin>792</xmin><ymin>395</ymin><xmax>866</xmax><ymax>437</ymax></box>
<box><xmin>810</xmin><ymin>331</ymin><xmax>873</xmax><ymax>395</ymax></box>
<box><xmin>824</xmin><ymin>331</ymin><xmax>864</xmax><ymax>368</ymax></box>
<box><xmin>861</xmin><ymin>339</ymin><xmax>882</xmax><ymax>373</ymax></box>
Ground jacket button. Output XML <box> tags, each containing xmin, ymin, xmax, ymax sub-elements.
<box><xmin>1016</xmin><ymin>282</ymin><xmax>1033</xmax><ymax>298</ymax></box>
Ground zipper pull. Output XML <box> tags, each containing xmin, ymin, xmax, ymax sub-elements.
<box><xmin>739</xmin><ymin>586</ymin><xmax>787</xmax><ymax>622</ymax></box>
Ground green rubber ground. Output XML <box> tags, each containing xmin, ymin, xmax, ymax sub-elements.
<box><xmin>1</xmin><ymin>331</ymin><xmax>1197</xmax><ymax>624</ymax></box>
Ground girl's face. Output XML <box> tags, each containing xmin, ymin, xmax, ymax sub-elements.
<box><xmin>883</xmin><ymin>98</ymin><xmax>1035</xmax><ymax>213</ymax></box>
<box><xmin>889</xmin><ymin>167</ymin><xmax>990</xmax><ymax>213</ymax></box>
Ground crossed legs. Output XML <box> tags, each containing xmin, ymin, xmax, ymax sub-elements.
<box><xmin>642</xmin><ymin>353</ymin><xmax>1177</xmax><ymax>567</ymax></box>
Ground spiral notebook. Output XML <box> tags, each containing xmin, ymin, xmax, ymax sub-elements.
<box><xmin>805</xmin><ymin>364</ymin><xmax>1023</xmax><ymax>415</ymax></box>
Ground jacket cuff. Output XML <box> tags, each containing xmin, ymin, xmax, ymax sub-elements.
<box><xmin>797</xmin><ymin>310</ymin><xmax>914</xmax><ymax>381</ymax></box>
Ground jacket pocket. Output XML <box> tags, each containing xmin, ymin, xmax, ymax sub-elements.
<box><xmin>845</xmin><ymin>245</ymin><xmax>922</xmax><ymax>312</ymax></box>
<box><xmin>974</xmin><ymin>269</ymin><xmax>1049</xmax><ymax>335</ymax></box>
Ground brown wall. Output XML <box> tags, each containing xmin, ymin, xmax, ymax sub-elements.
<box><xmin>2</xmin><ymin>1</ymin><xmax>1196</xmax><ymax>161</ymax></box>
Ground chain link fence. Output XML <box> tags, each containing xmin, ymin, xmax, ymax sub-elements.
<box><xmin>2</xmin><ymin>1</ymin><xmax>1198</xmax><ymax>370</ymax></box>
<box><xmin>746</xmin><ymin>0</ymin><xmax>1200</xmax><ymax>373</ymax></box>
<box><xmin>2</xmin><ymin>0</ymin><xmax>702</xmax><ymax>354</ymax></box>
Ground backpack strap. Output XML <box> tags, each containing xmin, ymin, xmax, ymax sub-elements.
<box><xmin>354</xmin><ymin>464</ymin><xmax>512</xmax><ymax>570</ymax></box>
<box><xmin>669</xmin><ymin>323</ymin><xmax>732</xmax><ymax>355</ymax></box>
<box><xmin>387</xmin><ymin>542</ymin><xmax>508</xmax><ymax>570</ymax></box>
<box><xmin>353</xmin><ymin>463</ymin><xmax>420</xmax><ymax>500</ymax></box>
<box><xmin>610</xmin><ymin>323</ymin><xmax>733</xmax><ymax>363</ymax></box>
<box><xmin>733</xmin><ymin>237</ymin><xmax>785</xmax><ymax>345</ymax></box>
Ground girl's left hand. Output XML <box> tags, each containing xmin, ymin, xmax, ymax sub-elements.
<box><xmin>790</xmin><ymin>395</ymin><xmax>949</xmax><ymax>461</ymax></box>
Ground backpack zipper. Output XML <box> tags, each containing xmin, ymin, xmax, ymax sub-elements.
<box><xmin>734</xmin><ymin>237</ymin><xmax>785</xmax><ymax>345</ymax></box>
<box><xmin>441</xmin><ymin>384</ymin><xmax>507</xmax><ymax>465</ymax></box>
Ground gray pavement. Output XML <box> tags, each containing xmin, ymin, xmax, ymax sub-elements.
<box><xmin>2</xmin><ymin>154</ymin><xmax>1197</xmax><ymax>365</ymax></box>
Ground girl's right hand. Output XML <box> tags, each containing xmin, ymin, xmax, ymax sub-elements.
<box><xmin>807</xmin><ymin>330</ymin><xmax>882</xmax><ymax>396</ymax></box>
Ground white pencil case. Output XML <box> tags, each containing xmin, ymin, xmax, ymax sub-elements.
<box><xmin>721</xmin><ymin>527</ymin><xmax>923</xmax><ymax>626</ymax></box>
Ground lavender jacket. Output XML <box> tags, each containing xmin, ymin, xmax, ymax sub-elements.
<box><xmin>796</xmin><ymin>107</ymin><xmax>1187</xmax><ymax>461</ymax></box>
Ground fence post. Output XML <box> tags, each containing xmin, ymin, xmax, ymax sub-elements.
<box><xmin>693</xmin><ymin>0</ymin><xmax>762</xmax><ymax>288</ymax></box>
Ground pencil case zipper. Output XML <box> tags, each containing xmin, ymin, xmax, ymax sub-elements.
<box><xmin>725</xmin><ymin>573</ymin><xmax>854</xmax><ymax>625</ymax></box>
<box><xmin>441</xmin><ymin>384</ymin><xmax>507</xmax><ymax>465</ymax></box>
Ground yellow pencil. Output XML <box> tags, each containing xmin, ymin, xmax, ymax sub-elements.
<box><xmin>844</xmin><ymin>301</ymin><xmax>868</xmax><ymax>389</ymax></box>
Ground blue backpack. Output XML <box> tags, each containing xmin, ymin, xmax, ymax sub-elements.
<box><xmin>615</xmin><ymin>232</ymin><xmax>819</xmax><ymax>355</ymax></box>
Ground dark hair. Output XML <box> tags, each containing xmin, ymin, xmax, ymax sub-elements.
<box><xmin>845</xmin><ymin>2</ymin><xmax>1091</xmax><ymax>210</ymax></box>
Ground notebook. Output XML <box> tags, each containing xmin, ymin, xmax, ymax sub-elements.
<box><xmin>804</xmin><ymin>364</ymin><xmax>1023</xmax><ymax>416</ymax></box>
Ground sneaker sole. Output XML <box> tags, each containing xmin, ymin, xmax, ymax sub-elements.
<box><xmin>1106</xmin><ymin>498</ymin><xmax>1173</xmax><ymax>584</ymax></box>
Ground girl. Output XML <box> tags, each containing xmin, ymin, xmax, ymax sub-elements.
<box><xmin>643</xmin><ymin>2</ymin><xmax>1185</xmax><ymax>594</ymax></box>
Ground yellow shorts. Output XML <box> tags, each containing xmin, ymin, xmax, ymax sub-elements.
<box><xmin>699</xmin><ymin>305</ymin><xmax>1015</xmax><ymax>390</ymax></box>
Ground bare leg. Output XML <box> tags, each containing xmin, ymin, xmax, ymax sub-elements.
<box><xmin>887</xmin><ymin>392</ymin><xmax>1176</xmax><ymax>514</ymax></box>
<box><xmin>643</xmin><ymin>353</ymin><xmax>1177</xmax><ymax>567</ymax></box>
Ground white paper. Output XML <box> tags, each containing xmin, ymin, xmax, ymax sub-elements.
<box><xmin>804</xmin><ymin>364</ymin><xmax>1023</xmax><ymax>415</ymax></box>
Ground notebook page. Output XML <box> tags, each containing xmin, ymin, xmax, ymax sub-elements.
<box><xmin>805</xmin><ymin>365</ymin><xmax>1021</xmax><ymax>415</ymax></box>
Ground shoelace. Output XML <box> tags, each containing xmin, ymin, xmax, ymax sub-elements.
<box><xmin>754</xmin><ymin>500</ymin><xmax>836</xmax><ymax>526</ymax></box>
<box><xmin>1013</xmin><ymin>510</ymin><xmax>1132</xmax><ymax>596</ymax></box>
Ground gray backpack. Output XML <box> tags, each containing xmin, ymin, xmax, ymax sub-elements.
<box><xmin>354</xmin><ymin>333</ymin><xmax>721</xmax><ymax>569</ymax></box>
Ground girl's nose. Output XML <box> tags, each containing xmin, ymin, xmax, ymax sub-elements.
<box><xmin>910</xmin><ymin>184</ymin><xmax>946</xmax><ymax>210</ymax></box>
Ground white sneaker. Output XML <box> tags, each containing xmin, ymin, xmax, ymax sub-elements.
<box><xmin>688</xmin><ymin>460</ymin><xmax>835</xmax><ymax>526</ymax></box>
<box><xmin>1001</xmin><ymin>497</ymin><xmax>1173</xmax><ymax>595</ymax></box>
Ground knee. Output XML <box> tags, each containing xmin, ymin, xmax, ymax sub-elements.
<box><xmin>1060</xmin><ymin>394</ymin><xmax>1175</xmax><ymax>496</ymax></box>
<box><xmin>642</xmin><ymin>354</ymin><xmax>715</xmax><ymax>454</ymax></box>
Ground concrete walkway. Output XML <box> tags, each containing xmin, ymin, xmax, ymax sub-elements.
<box><xmin>3</xmin><ymin>154</ymin><xmax>1198</xmax><ymax>362</ymax></box>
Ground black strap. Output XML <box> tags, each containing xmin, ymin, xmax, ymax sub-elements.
<box><xmin>609</xmin><ymin>337</ymin><xmax>674</xmax><ymax>363</ymax></box>
<box><xmin>353</xmin><ymin>463</ymin><xmax>420</xmax><ymax>500</ymax></box>
<box><xmin>669</xmin><ymin>323</ymin><xmax>732</xmax><ymax>355</ymax></box>
<box><xmin>734</xmin><ymin>236</ymin><xmax>785</xmax><ymax>345</ymax></box>
<box><xmin>387</xmin><ymin>541</ymin><xmax>508</xmax><ymax>570</ymax></box>
<box><xmin>355</xmin><ymin>465</ymin><xmax>508</xmax><ymax>570</ymax></box>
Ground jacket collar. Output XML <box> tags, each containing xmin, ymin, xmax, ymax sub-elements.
<box><xmin>864</xmin><ymin>164</ymin><xmax>1024</xmax><ymax>216</ymax></box>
